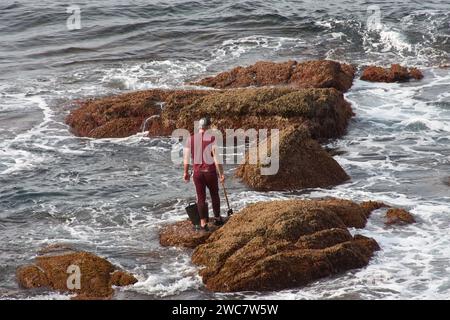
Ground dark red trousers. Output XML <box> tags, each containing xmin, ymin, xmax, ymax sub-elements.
<box><xmin>193</xmin><ymin>170</ymin><xmax>220</xmax><ymax>219</ymax></box>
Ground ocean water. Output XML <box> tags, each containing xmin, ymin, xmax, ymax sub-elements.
<box><xmin>0</xmin><ymin>0</ymin><xmax>449</xmax><ymax>299</ymax></box>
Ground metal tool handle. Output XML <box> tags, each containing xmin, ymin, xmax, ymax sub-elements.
<box><xmin>221</xmin><ymin>180</ymin><xmax>231</xmax><ymax>210</ymax></box>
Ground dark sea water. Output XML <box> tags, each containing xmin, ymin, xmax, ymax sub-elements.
<box><xmin>0</xmin><ymin>0</ymin><xmax>449</xmax><ymax>299</ymax></box>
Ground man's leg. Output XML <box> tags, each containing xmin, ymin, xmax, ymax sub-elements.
<box><xmin>204</xmin><ymin>171</ymin><xmax>221</xmax><ymax>217</ymax></box>
<box><xmin>193</xmin><ymin>171</ymin><xmax>208</xmax><ymax>227</ymax></box>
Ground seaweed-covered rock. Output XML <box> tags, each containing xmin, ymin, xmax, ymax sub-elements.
<box><xmin>385</xmin><ymin>208</ymin><xmax>416</xmax><ymax>225</ymax></box>
<box><xmin>110</xmin><ymin>271</ymin><xmax>139</xmax><ymax>287</ymax></box>
<box><xmin>172</xmin><ymin>87</ymin><xmax>353</xmax><ymax>140</ymax></box>
<box><xmin>65</xmin><ymin>89</ymin><xmax>212</xmax><ymax>138</ymax></box>
<box><xmin>159</xmin><ymin>219</ymin><xmax>226</xmax><ymax>249</ymax></box>
<box><xmin>192</xmin><ymin>60</ymin><xmax>356</xmax><ymax>92</ymax></box>
<box><xmin>235</xmin><ymin>127</ymin><xmax>350</xmax><ymax>191</ymax></box>
<box><xmin>360</xmin><ymin>64</ymin><xmax>423</xmax><ymax>83</ymax></box>
<box><xmin>360</xmin><ymin>201</ymin><xmax>388</xmax><ymax>213</ymax></box>
<box><xmin>66</xmin><ymin>87</ymin><xmax>353</xmax><ymax>141</ymax></box>
<box><xmin>192</xmin><ymin>199</ymin><xmax>380</xmax><ymax>292</ymax></box>
<box><xmin>16</xmin><ymin>245</ymin><xmax>137</xmax><ymax>299</ymax></box>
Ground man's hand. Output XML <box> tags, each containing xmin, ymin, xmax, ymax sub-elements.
<box><xmin>219</xmin><ymin>174</ymin><xmax>225</xmax><ymax>183</ymax></box>
<box><xmin>183</xmin><ymin>172</ymin><xmax>190</xmax><ymax>182</ymax></box>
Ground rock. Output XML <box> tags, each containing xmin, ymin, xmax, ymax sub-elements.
<box><xmin>312</xmin><ymin>198</ymin><xmax>380</xmax><ymax>228</ymax></box>
<box><xmin>191</xmin><ymin>199</ymin><xmax>380</xmax><ymax>292</ymax></box>
<box><xmin>172</xmin><ymin>87</ymin><xmax>353</xmax><ymax>140</ymax></box>
<box><xmin>192</xmin><ymin>60</ymin><xmax>356</xmax><ymax>92</ymax></box>
<box><xmin>443</xmin><ymin>177</ymin><xmax>450</xmax><ymax>186</ymax></box>
<box><xmin>235</xmin><ymin>127</ymin><xmax>350</xmax><ymax>191</ymax></box>
<box><xmin>66</xmin><ymin>87</ymin><xmax>353</xmax><ymax>141</ymax></box>
<box><xmin>159</xmin><ymin>219</ymin><xmax>226</xmax><ymax>249</ymax></box>
<box><xmin>325</xmin><ymin>147</ymin><xmax>347</xmax><ymax>156</ymax></box>
<box><xmin>110</xmin><ymin>271</ymin><xmax>138</xmax><ymax>287</ymax></box>
<box><xmin>360</xmin><ymin>201</ymin><xmax>389</xmax><ymax>213</ymax></box>
<box><xmin>409</xmin><ymin>68</ymin><xmax>424</xmax><ymax>80</ymax></box>
<box><xmin>16</xmin><ymin>265</ymin><xmax>50</xmax><ymax>289</ymax></box>
<box><xmin>360</xmin><ymin>64</ymin><xmax>423</xmax><ymax>83</ymax></box>
<box><xmin>65</xmin><ymin>89</ymin><xmax>167</xmax><ymax>138</ymax></box>
<box><xmin>385</xmin><ymin>208</ymin><xmax>416</xmax><ymax>225</ymax></box>
<box><xmin>16</xmin><ymin>245</ymin><xmax>138</xmax><ymax>299</ymax></box>
<box><xmin>65</xmin><ymin>89</ymin><xmax>211</xmax><ymax>138</ymax></box>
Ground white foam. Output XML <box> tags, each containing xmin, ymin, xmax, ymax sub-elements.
<box><xmin>379</xmin><ymin>29</ymin><xmax>413</xmax><ymax>53</ymax></box>
<box><xmin>0</xmin><ymin>95</ymin><xmax>55</xmax><ymax>175</ymax></box>
<box><xmin>100</xmin><ymin>60</ymin><xmax>207</xmax><ymax>90</ymax></box>
<box><xmin>131</xmin><ymin>253</ymin><xmax>202</xmax><ymax>297</ymax></box>
<box><xmin>3</xmin><ymin>292</ymin><xmax>74</xmax><ymax>300</ymax></box>
<box><xmin>318</xmin><ymin>15</ymin><xmax>449</xmax><ymax>67</ymax></box>
<box><xmin>210</xmin><ymin>35</ymin><xmax>304</xmax><ymax>62</ymax></box>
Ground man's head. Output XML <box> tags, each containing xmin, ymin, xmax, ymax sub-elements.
<box><xmin>198</xmin><ymin>117</ymin><xmax>211</xmax><ymax>130</ymax></box>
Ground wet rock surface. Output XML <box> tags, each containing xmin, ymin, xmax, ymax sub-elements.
<box><xmin>192</xmin><ymin>60</ymin><xmax>356</xmax><ymax>92</ymax></box>
<box><xmin>191</xmin><ymin>199</ymin><xmax>380</xmax><ymax>292</ymax></box>
<box><xmin>171</xmin><ymin>87</ymin><xmax>353</xmax><ymax>140</ymax></box>
<box><xmin>385</xmin><ymin>208</ymin><xmax>416</xmax><ymax>225</ymax></box>
<box><xmin>159</xmin><ymin>219</ymin><xmax>227</xmax><ymax>249</ymax></box>
<box><xmin>235</xmin><ymin>127</ymin><xmax>350</xmax><ymax>191</ymax></box>
<box><xmin>360</xmin><ymin>64</ymin><xmax>423</xmax><ymax>83</ymax></box>
<box><xmin>16</xmin><ymin>245</ymin><xmax>137</xmax><ymax>299</ymax></box>
<box><xmin>65</xmin><ymin>89</ymin><xmax>211</xmax><ymax>138</ymax></box>
<box><xmin>66</xmin><ymin>86</ymin><xmax>353</xmax><ymax>141</ymax></box>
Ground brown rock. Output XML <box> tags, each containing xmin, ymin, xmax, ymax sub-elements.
<box><xmin>65</xmin><ymin>89</ymin><xmax>212</xmax><ymax>138</ymax></box>
<box><xmin>361</xmin><ymin>64</ymin><xmax>424</xmax><ymax>83</ymax></box>
<box><xmin>192</xmin><ymin>60</ymin><xmax>355</xmax><ymax>92</ymax></box>
<box><xmin>16</xmin><ymin>245</ymin><xmax>138</xmax><ymax>299</ymax></box>
<box><xmin>66</xmin><ymin>87</ymin><xmax>353</xmax><ymax>142</ymax></box>
<box><xmin>409</xmin><ymin>67</ymin><xmax>424</xmax><ymax>80</ymax></box>
<box><xmin>192</xmin><ymin>199</ymin><xmax>380</xmax><ymax>292</ymax></box>
<box><xmin>360</xmin><ymin>201</ymin><xmax>389</xmax><ymax>213</ymax></box>
<box><xmin>159</xmin><ymin>219</ymin><xmax>225</xmax><ymax>249</ymax></box>
<box><xmin>110</xmin><ymin>271</ymin><xmax>138</xmax><ymax>287</ymax></box>
<box><xmin>235</xmin><ymin>127</ymin><xmax>350</xmax><ymax>191</ymax></box>
<box><xmin>312</xmin><ymin>198</ymin><xmax>379</xmax><ymax>228</ymax></box>
<box><xmin>172</xmin><ymin>87</ymin><xmax>353</xmax><ymax>140</ymax></box>
<box><xmin>385</xmin><ymin>208</ymin><xmax>416</xmax><ymax>225</ymax></box>
<box><xmin>16</xmin><ymin>265</ymin><xmax>49</xmax><ymax>289</ymax></box>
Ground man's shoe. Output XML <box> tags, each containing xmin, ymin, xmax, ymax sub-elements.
<box><xmin>192</xmin><ymin>225</ymin><xmax>201</xmax><ymax>231</ymax></box>
<box><xmin>200</xmin><ymin>224</ymin><xmax>210</xmax><ymax>232</ymax></box>
<box><xmin>213</xmin><ymin>216</ymin><xmax>224</xmax><ymax>226</ymax></box>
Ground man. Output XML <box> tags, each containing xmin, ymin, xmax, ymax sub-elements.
<box><xmin>183</xmin><ymin>117</ymin><xmax>225</xmax><ymax>231</ymax></box>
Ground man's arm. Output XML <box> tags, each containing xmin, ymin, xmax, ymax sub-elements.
<box><xmin>183</xmin><ymin>140</ymin><xmax>191</xmax><ymax>182</ymax></box>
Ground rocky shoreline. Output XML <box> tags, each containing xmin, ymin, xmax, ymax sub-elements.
<box><xmin>16</xmin><ymin>60</ymin><xmax>421</xmax><ymax>298</ymax></box>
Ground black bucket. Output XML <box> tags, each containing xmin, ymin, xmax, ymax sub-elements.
<box><xmin>185</xmin><ymin>202</ymin><xmax>200</xmax><ymax>226</ymax></box>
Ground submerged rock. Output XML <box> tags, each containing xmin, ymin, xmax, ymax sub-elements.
<box><xmin>235</xmin><ymin>127</ymin><xmax>350</xmax><ymax>191</ymax></box>
<box><xmin>192</xmin><ymin>60</ymin><xmax>356</xmax><ymax>92</ymax></box>
<box><xmin>443</xmin><ymin>177</ymin><xmax>450</xmax><ymax>186</ymax></box>
<box><xmin>191</xmin><ymin>199</ymin><xmax>380</xmax><ymax>292</ymax></box>
<box><xmin>16</xmin><ymin>245</ymin><xmax>137</xmax><ymax>299</ymax></box>
<box><xmin>360</xmin><ymin>64</ymin><xmax>423</xmax><ymax>83</ymax></box>
<box><xmin>385</xmin><ymin>208</ymin><xmax>416</xmax><ymax>225</ymax></box>
<box><xmin>159</xmin><ymin>219</ymin><xmax>226</xmax><ymax>249</ymax></box>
